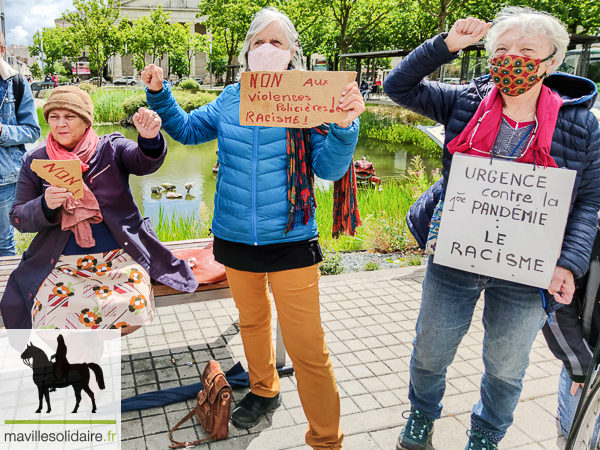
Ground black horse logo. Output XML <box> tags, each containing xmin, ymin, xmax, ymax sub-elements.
<box><xmin>20</xmin><ymin>334</ymin><xmax>105</xmax><ymax>413</ymax></box>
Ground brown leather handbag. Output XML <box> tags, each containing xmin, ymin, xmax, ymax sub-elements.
<box><xmin>168</xmin><ymin>360</ymin><xmax>232</xmax><ymax>448</ymax></box>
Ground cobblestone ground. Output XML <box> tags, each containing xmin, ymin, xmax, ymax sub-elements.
<box><xmin>121</xmin><ymin>266</ymin><xmax>567</xmax><ymax>450</ymax></box>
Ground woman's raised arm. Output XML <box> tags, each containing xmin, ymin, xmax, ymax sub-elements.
<box><xmin>143</xmin><ymin>64</ymin><xmax>223</xmax><ymax>146</ymax></box>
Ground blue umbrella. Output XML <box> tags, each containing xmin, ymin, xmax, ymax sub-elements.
<box><xmin>120</xmin><ymin>363</ymin><xmax>293</xmax><ymax>412</ymax></box>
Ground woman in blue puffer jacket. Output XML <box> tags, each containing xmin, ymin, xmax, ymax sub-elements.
<box><xmin>383</xmin><ymin>7</ymin><xmax>600</xmax><ymax>450</ymax></box>
<box><xmin>142</xmin><ymin>8</ymin><xmax>364</xmax><ymax>450</ymax></box>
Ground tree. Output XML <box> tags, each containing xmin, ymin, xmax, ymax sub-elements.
<box><xmin>29</xmin><ymin>28</ymin><xmax>65</xmax><ymax>75</ymax></box>
<box><xmin>62</xmin><ymin>0</ymin><xmax>124</xmax><ymax>86</ymax></box>
<box><xmin>207</xmin><ymin>34</ymin><xmax>229</xmax><ymax>83</ymax></box>
<box><xmin>197</xmin><ymin>0</ymin><xmax>268</xmax><ymax>84</ymax></box>
<box><xmin>170</xmin><ymin>22</ymin><xmax>209</xmax><ymax>77</ymax></box>
<box><xmin>128</xmin><ymin>5</ymin><xmax>173</xmax><ymax>71</ymax></box>
<box><xmin>325</xmin><ymin>0</ymin><xmax>400</xmax><ymax>70</ymax></box>
<box><xmin>60</xmin><ymin>26</ymin><xmax>85</xmax><ymax>78</ymax></box>
<box><xmin>30</xmin><ymin>62</ymin><xmax>42</xmax><ymax>79</ymax></box>
<box><xmin>275</xmin><ymin>0</ymin><xmax>331</xmax><ymax>69</ymax></box>
<box><xmin>457</xmin><ymin>0</ymin><xmax>600</xmax><ymax>34</ymax></box>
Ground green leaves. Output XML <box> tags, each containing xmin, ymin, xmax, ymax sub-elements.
<box><xmin>61</xmin><ymin>0</ymin><xmax>124</xmax><ymax>85</ymax></box>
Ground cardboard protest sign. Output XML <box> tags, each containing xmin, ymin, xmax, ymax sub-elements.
<box><xmin>240</xmin><ymin>70</ymin><xmax>356</xmax><ymax>128</ymax></box>
<box><xmin>31</xmin><ymin>159</ymin><xmax>84</xmax><ymax>199</ymax></box>
<box><xmin>434</xmin><ymin>154</ymin><xmax>576</xmax><ymax>288</ymax></box>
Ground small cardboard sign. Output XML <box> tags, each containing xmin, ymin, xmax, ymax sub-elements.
<box><xmin>31</xmin><ymin>159</ymin><xmax>84</xmax><ymax>199</ymax></box>
<box><xmin>240</xmin><ymin>70</ymin><xmax>356</xmax><ymax>128</ymax></box>
<box><xmin>434</xmin><ymin>154</ymin><xmax>577</xmax><ymax>288</ymax></box>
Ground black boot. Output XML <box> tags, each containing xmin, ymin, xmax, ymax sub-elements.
<box><xmin>231</xmin><ymin>392</ymin><xmax>281</xmax><ymax>428</ymax></box>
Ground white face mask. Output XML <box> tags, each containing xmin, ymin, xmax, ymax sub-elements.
<box><xmin>248</xmin><ymin>43</ymin><xmax>292</xmax><ymax>72</ymax></box>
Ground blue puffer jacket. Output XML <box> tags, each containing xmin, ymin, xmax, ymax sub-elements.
<box><xmin>147</xmin><ymin>81</ymin><xmax>359</xmax><ymax>245</ymax></box>
<box><xmin>384</xmin><ymin>34</ymin><xmax>600</xmax><ymax>280</ymax></box>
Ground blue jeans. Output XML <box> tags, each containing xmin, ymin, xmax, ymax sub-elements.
<box><xmin>0</xmin><ymin>183</ymin><xmax>16</xmax><ymax>256</ymax></box>
<box><xmin>558</xmin><ymin>365</ymin><xmax>600</xmax><ymax>445</ymax></box>
<box><xmin>408</xmin><ymin>259</ymin><xmax>547</xmax><ymax>442</ymax></box>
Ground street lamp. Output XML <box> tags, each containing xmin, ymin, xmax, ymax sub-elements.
<box><xmin>209</xmin><ymin>36</ymin><xmax>213</xmax><ymax>90</ymax></box>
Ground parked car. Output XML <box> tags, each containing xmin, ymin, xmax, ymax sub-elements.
<box><xmin>113</xmin><ymin>76</ymin><xmax>138</xmax><ymax>86</ymax></box>
<box><xmin>175</xmin><ymin>77</ymin><xmax>204</xmax><ymax>86</ymax></box>
<box><xmin>87</xmin><ymin>77</ymin><xmax>108</xmax><ymax>86</ymax></box>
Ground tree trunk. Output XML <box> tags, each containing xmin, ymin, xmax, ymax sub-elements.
<box><xmin>225</xmin><ymin>54</ymin><xmax>234</xmax><ymax>85</ymax></box>
<box><xmin>430</xmin><ymin>9</ymin><xmax>448</xmax><ymax>81</ymax></box>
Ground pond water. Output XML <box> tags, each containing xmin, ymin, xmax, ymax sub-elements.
<box><xmin>30</xmin><ymin>125</ymin><xmax>442</xmax><ymax>223</ymax></box>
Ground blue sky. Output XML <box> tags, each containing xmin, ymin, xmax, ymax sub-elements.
<box><xmin>5</xmin><ymin>0</ymin><xmax>74</xmax><ymax>46</ymax></box>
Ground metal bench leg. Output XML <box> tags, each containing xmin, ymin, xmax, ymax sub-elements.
<box><xmin>275</xmin><ymin>318</ymin><xmax>286</xmax><ymax>369</ymax></box>
<box><xmin>267</xmin><ymin>283</ymin><xmax>287</xmax><ymax>370</ymax></box>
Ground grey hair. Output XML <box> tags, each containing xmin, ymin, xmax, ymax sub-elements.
<box><xmin>485</xmin><ymin>6</ymin><xmax>570</xmax><ymax>71</ymax></box>
<box><xmin>240</xmin><ymin>7</ymin><xmax>304</xmax><ymax>72</ymax></box>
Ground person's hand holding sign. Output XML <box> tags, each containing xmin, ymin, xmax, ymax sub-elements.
<box><xmin>336</xmin><ymin>81</ymin><xmax>365</xmax><ymax>128</ymax></box>
<box><xmin>548</xmin><ymin>266</ymin><xmax>575</xmax><ymax>304</ymax></box>
<box><xmin>444</xmin><ymin>17</ymin><xmax>492</xmax><ymax>53</ymax></box>
<box><xmin>45</xmin><ymin>186</ymin><xmax>72</xmax><ymax>210</ymax></box>
<box><xmin>141</xmin><ymin>64</ymin><xmax>164</xmax><ymax>92</ymax></box>
<box><xmin>133</xmin><ymin>107</ymin><xmax>162</xmax><ymax>139</ymax></box>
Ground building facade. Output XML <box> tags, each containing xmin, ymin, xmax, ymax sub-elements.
<box><xmin>109</xmin><ymin>0</ymin><xmax>208</xmax><ymax>79</ymax></box>
<box><xmin>6</xmin><ymin>45</ymin><xmax>37</xmax><ymax>76</ymax></box>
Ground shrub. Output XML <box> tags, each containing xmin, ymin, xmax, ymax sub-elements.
<box><xmin>179</xmin><ymin>78</ymin><xmax>201</xmax><ymax>91</ymax></box>
<box><xmin>122</xmin><ymin>90</ymin><xmax>217</xmax><ymax>118</ymax></box>
<box><xmin>364</xmin><ymin>261</ymin><xmax>380</xmax><ymax>271</ymax></box>
<box><xmin>360</xmin><ymin>213</ymin><xmax>411</xmax><ymax>253</ymax></box>
<box><xmin>78</xmin><ymin>83</ymin><xmax>98</xmax><ymax>95</ymax></box>
<box><xmin>122</xmin><ymin>94</ymin><xmax>149</xmax><ymax>117</ymax></box>
<box><xmin>319</xmin><ymin>251</ymin><xmax>343</xmax><ymax>275</ymax></box>
<box><xmin>176</xmin><ymin>91</ymin><xmax>218</xmax><ymax>112</ymax></box>
<box><xmin>404</xmin><ymin>155</ymin><xmax>442</xmax><ymax>201</ymax></box>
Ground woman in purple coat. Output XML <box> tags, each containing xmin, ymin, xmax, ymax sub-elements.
<box><xmin>0</xmin><ymin>86</ymin><xmax>198</xmax><ymax>333</ymax></box>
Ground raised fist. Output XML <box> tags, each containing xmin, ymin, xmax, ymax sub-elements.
<box><xmin>445</xmin><ymin>18</ymin><xmax>492</xmax><ymax>54</ymax></box>
<box><xmin>133</xmin><ymin>107</ymin><xmax>162</xmax><ymax>139</ymax></box>
<box><xmin>141</xmin><ymin>64</ymin><xmax>164</xmax><ymax>92</ymax></box>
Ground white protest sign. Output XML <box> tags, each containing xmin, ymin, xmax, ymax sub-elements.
<box><xmin>434</xmin><ymin>154</ymin><xmax>576</xmax><ymax>288</ymax></box>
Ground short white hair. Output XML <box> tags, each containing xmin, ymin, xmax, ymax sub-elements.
<box><xmin>485</xmin><ymin>6</ymin><xmax>570</xmax><ymax>70</ymax></box>
<box><xmin>240</xmin><ymin>7</ymin><xmax>304</xmax><ymax>72</ymax></box>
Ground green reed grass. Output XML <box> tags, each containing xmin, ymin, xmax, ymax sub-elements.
<box><xmin>36</xmin><ymin>88</ymin><xmax>143</xmax><ymax>125</ymax></box>
<box><xmin>151</xmin><ymin>204</ymin><xmax>213</xmax><ymax>242</ymax></box>
<box><xmin>90</xmin><ymin>89</ymin><xmax>143</xmax><ymax>123</ymax></box>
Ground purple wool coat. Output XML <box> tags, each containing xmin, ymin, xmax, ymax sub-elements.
<box><xmin>0</xmin><ymin>132</ymin><xmax>198</xmax><ymax>329</ymax></box>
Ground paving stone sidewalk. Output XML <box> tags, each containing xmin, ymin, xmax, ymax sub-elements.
<box><xmin>121</xmin><ymin>265</ymin><xmax>567</xmax><ymax>450</ymax></box>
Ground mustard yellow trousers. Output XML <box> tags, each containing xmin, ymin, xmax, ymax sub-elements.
<box><xmin>226</xmin><ymin>265</ymin><xmax>343</xmax><ymax>449</ymax></box>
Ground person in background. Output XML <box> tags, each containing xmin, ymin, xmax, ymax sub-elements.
<box><xmin>360</xmin><ymin>79</ymin><xmax>371</xmax><ymax>100</ymax></box>
<box><xmin>383</xmin><ymin>7</ymin><xmax>600</xmax><ymax>450</ymax></box>
<box><xmin>0</xmin><ymin>86</ymin><xmax>198</xmax><ymax>332</ymax></box>
<box><xmin>142</xmin><ymin>7</ymin><xmax>364</xmax><ymax>449</ymax></box>
<box><xmin>44</xmin><ymin>74</ymin><xmax>52</xmax><ymax>83</ymax></box>
<box><xmin>542</xmin><ymin>219</ymin><xmax>600</xmax><ymax>445</ymax></box>
<box><xmin>0</xmin><ymin>31</ymin><xmax>41</xmax><ymax>256</ymax></box>
<box><xmin>52</xmin><ymin>73</ymin><xmax>59</xmax><ymax>87</ymax></box>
